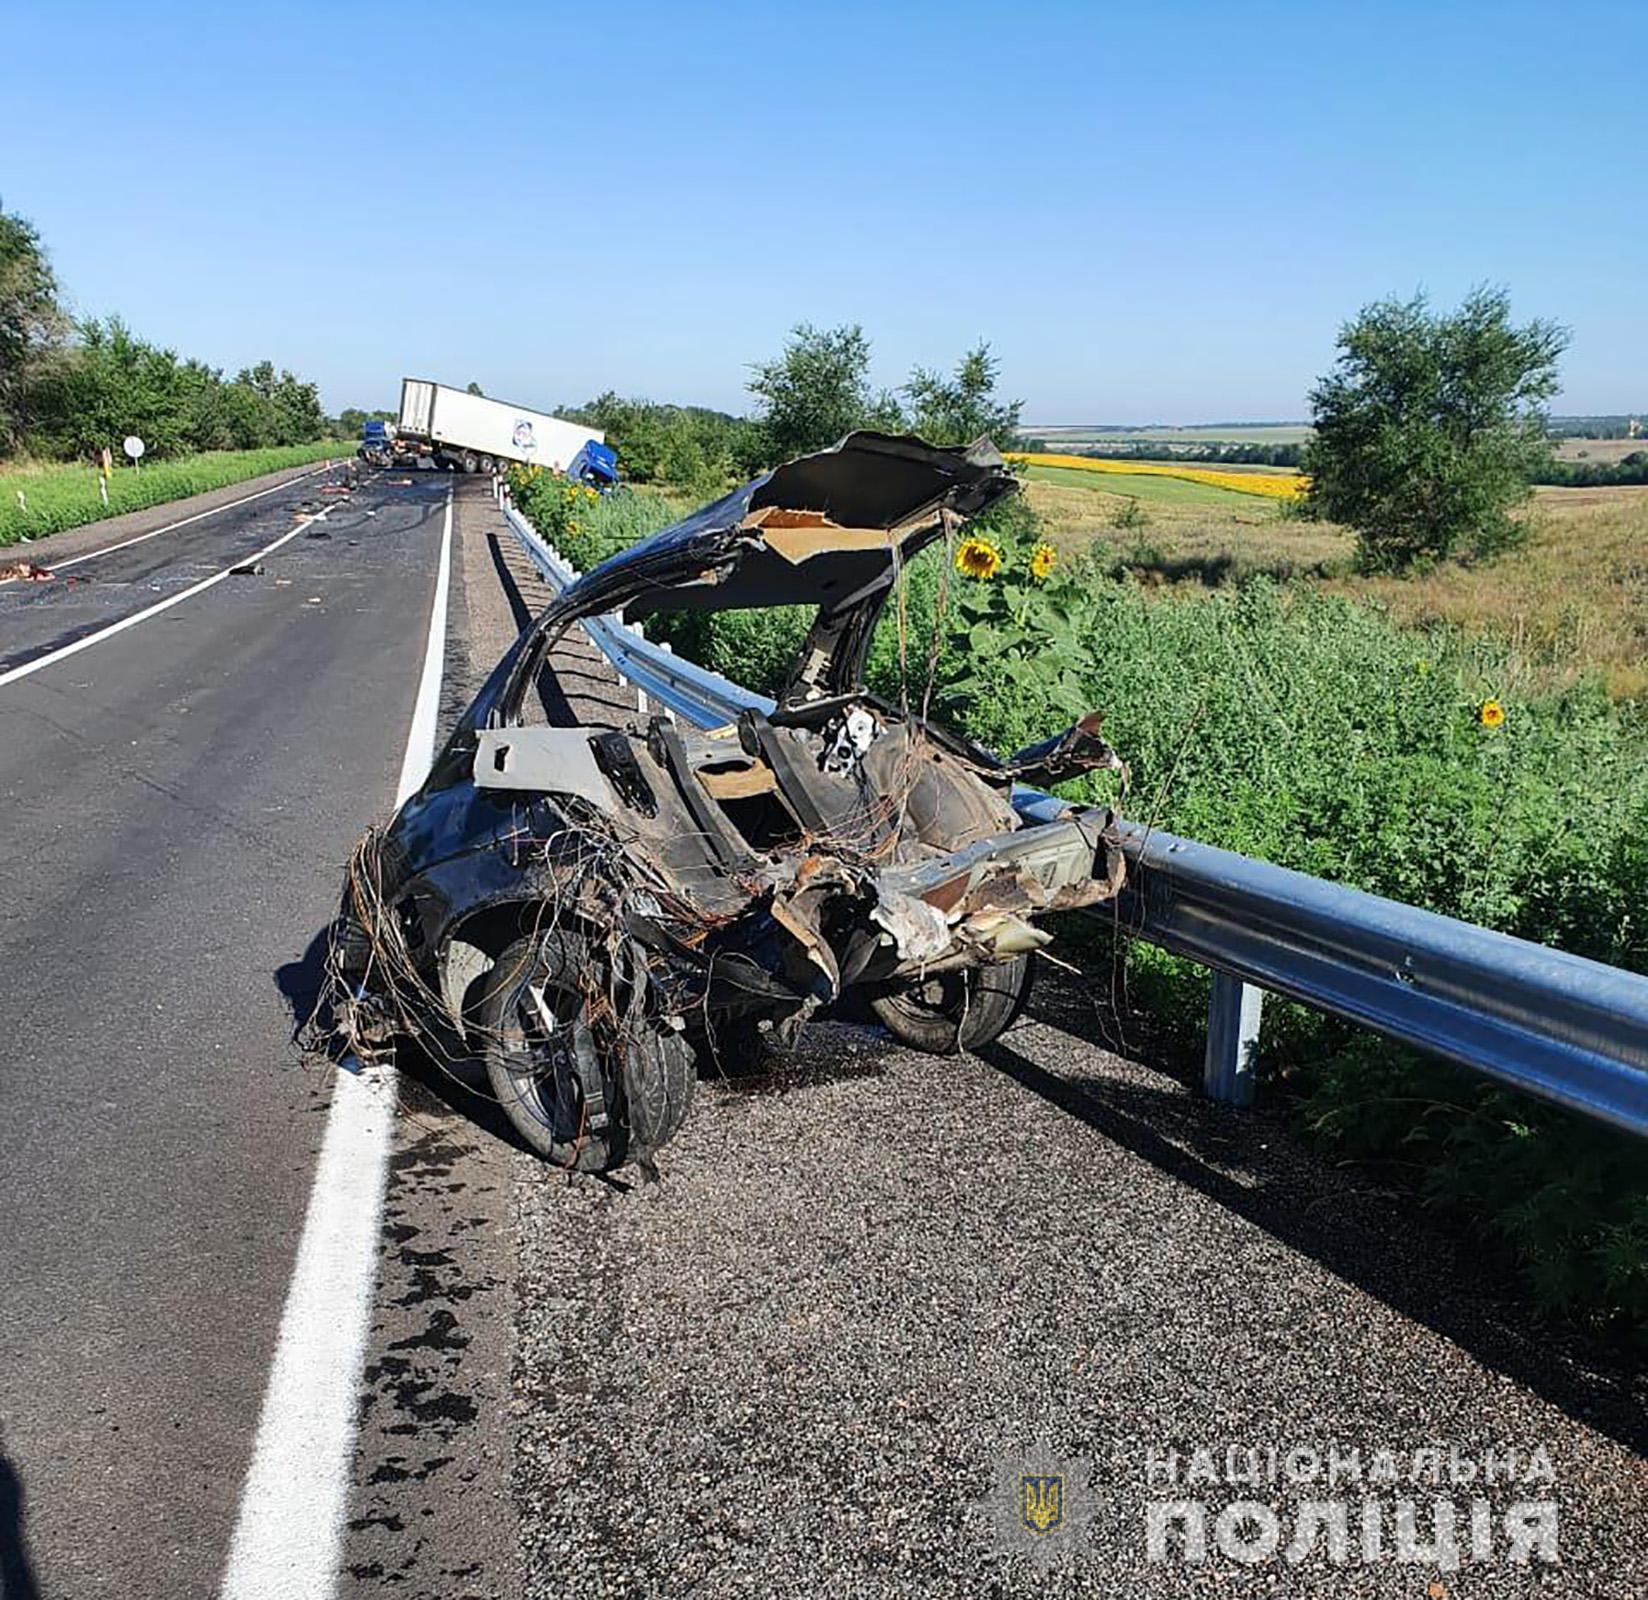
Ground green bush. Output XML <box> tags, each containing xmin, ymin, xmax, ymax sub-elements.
<box><xmin>1110</xmin><ymin>495</ymin><xmax>1150</xmax><ymax>531</ymax></box>
<box><xmin>0</xmin><ymin>441</ymin><xmax>341</xmax><ymax>546</ymax></box>
<box><xmin>654</xmin><ymin>604</ymin><xmax>814</xmax><ymax>694</ymax></box>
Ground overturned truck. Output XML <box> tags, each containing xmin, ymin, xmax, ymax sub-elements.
<box><xmin>331</xmin><ymin>432</ymin><xmax>1127</xmax><ymax>1171</ymax></box>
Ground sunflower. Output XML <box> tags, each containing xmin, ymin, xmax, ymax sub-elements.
<box><xmin>1478</xmin><ymin>698</ymin><xmax>1506</xmax><ymax>728</ymax></box>
<box><xmin>955</xmin><ymin>536</ymin><xmax>1003</xmax><ymax>580</ymax></box>
<box><xmin>1029</xmin><ymin>542</ymin><xmax>1056</xmax><ymax>581</ymax></box>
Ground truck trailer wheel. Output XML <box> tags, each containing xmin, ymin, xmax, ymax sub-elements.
<box><xmin>869</xmin><ymin>956</ymin><xmax>1032</xmax><ymax>1055</ymax></box>
<box><xmin>477</xmin><ymin>455</ymin><xmax>496</xmax><ymax>476</ymax></box>
<box><xmin>459</xmin><ymin>450</ymin><xmax>479</xmax><ymax>474</ymax></box>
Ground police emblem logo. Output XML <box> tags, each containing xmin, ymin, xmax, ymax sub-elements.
<box><xmin>980</xmin><ymin>1445</ymin><xmax>1091</xmax><ymax>1565</ymax></box>
<box><xmin>1021</xmin><ymin>1474</ymin><xmax>1063</xmax><ymax>1536</ymax></box>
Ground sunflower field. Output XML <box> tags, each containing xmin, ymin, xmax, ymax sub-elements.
<box><xmin>1011</xmin><ymin>450</ymin><xmax>1307</xmax><ymax>500</ymax></box>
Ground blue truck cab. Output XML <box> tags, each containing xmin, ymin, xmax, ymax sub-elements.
<box><xmin>359</xmin><ymin>419</ymin><xmax>394</xmax><ymax>464</ymax></box>
<box><xmin>566</xmin><ymin>440</ymin><xmax>620</xmax><ymax>492</ymax></box>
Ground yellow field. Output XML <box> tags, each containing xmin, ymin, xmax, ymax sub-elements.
<box><xmin>1010</xmin><ymin>451</ymin><xmax>1306</xmax><ymax>500</ymax></box>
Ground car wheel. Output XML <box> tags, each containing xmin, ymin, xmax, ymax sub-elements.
<box><xmin>869</xmin><ymin>956</ymin><xmax>1032</xmax><ymax>1054</ymax></box>
<box><xmin>476</xmin><ymin>931</ymin><xmax>693</xmax><ymax>1171</ymax></box>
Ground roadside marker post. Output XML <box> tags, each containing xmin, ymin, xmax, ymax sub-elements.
<box><xmin>1204</xmin><ymin>970</ymin><xmax>1265</xmax><ymax>1107</ymax></box>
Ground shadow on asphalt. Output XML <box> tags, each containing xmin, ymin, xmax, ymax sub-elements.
<box><xmin>978</xmin><ymin>1010</ymin><xmax>1648</xmax><ymax>1460</ymax></box>
<box><xmin>389</xmin><ymin>1038</ymin><xmax>536</xmax><ymax>1156</ymax></box>
<box><xmin>0</xmin><ymin>1429</ymin><xmax>41</xmax><ymax>1600</ymax></box>
<box><xmin>274</xmin><ymin>923</ymin><xmax>330</xmax><ymax>1040</ymax></box>
<box><xmin>484</xmin><ymin>530</ymin><xmax>534</xmax><ymax>636</ymax></box>
<box><xmin>273</xmin><ymin>921</ymin><xmax>535</xmax><ymax>1155</ymax></box>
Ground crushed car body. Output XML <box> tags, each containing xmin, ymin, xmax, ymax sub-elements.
<box><xmin>329</xmin><ymin>432</ymin><xmax>1127</xmax><ymax>1171</ymax></box>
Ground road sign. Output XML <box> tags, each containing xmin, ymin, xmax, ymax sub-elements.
<box><xmin>124</xmin><ymin>435</ymin><xmax>145</xmax><ymax>462</ymax></box>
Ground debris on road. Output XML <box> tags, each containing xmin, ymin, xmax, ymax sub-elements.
<box><xmin>323</xmin><ymin>433</ymin><xmax>1128</xmax><ymax>1174</ymax></box>
<box><xmin>229</xmin><ymin>561</ymin><xmax>265</xmax><ymax>576</ymax></box>
<box><xmin>0</xmin><ymin>559</ymin><xmax>54</xmax><ymax>584</ymax></box>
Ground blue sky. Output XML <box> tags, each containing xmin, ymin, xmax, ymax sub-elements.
<box><xmin>8</xmin><ymin>1</ymin><xmax>1644</xmax><ymax>421</ymax></box>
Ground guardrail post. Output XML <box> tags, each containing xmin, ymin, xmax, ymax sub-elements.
<box><xmin>628</xmin><ymin>620</ymin><xmax>649</xmax><ymax>717</ymax></box>
<box><xmin>1204</xmin><ymin>972</ymin><xmax>1264</xmax><ymax>1107</ymax></box>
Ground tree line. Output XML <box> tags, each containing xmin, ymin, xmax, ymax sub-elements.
<box><xmin>1027</xmin><ymin>439</ymin><xmax>1307</xmax><ymax>468</ymax></box>
<box><xmin>1</xmin><ymin>201</ymin><xmax>331</xmax><ymax>462</ymax></box>
<box><xmin>561</xmin><ymin>324</ymin><xmax>1024</xmax><ymax>500</ymax></box>
<box><xmin>575</xmin><ymin>295</ymin><xmax>1583</xmax><ymax>579</ymax></box>
<box><xmin>1530</xmin><ymin>453</ymin><xmax>1648</xmax><ymax>488</ymax></box>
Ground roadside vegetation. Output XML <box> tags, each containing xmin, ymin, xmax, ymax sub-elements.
<box><xmin>511</xmin><ymin>314</ymin><xmax>1648</xmax><ymax>1342</ymax></box>
<box><xmin>505</xmin><ymin>466</ymin><xmax>685</xmax><ymax>573</ymax></box>
<box><xmin>1024</xmin><ymin>473</ymin><xmax>1648</xmax><ymax>702</ymax></box>
<box><xmin>0</xmin><ymin>442</ymin><xmax>341</xmax><ymax>546</ymax></box>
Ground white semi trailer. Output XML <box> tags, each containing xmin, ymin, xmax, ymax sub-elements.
<box><xmin>391</xmin><ymin>378</ymin><xmax>603</xmax><ymax>475</ymax></box>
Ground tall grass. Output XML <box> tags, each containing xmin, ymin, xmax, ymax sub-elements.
<box><xmin>0</xmin><ymin>442</ymin><xmax>341</xmax><ymax>546</ymax></box>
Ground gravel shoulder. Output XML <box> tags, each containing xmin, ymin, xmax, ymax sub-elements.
<box><xmin>512</xmin><ymin>1001</ymin><xmax>1647</xmax><ymax>1597</ymax></box>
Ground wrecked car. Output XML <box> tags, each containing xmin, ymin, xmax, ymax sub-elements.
<box><xmin>329</xmin><ymin>432</ymin><xmax>1127</xmax><ymax>1172</ymax></box>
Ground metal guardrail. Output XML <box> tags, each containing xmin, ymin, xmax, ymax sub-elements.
<box><xmin>1112</xmin><ymin>822</ymin><xmax>1648</xmax><ymax>1135</ymax></box>
<box><xmin>502</xmin><ymin>497</ymin><xmax>772</xmax><ymax>727</ymax></box>
<box><xmin>498</xmin><ymin>485</ymin><xmax>1648</xmax><ymax>1139</ymax></box>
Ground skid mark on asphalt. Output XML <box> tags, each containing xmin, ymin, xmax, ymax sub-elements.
<box><xmin>344</xmin><ymin>1120</ymin><xmax>509</xmax><ymax>1597</ymax></box>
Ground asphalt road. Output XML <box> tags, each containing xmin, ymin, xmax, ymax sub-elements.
<box><xmin>1</xmin><ymin>471</ymin><xmax>1644</xmax><ymax>1599</ymax></box>
<box><xmin>0</xmin><ymin>466</ymin><xmax>449</xmax><ymax>1597</ymax></box>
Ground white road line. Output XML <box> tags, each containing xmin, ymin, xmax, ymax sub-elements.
<box><xmin>394</xmin><ymin>485</ymin><xmax>454</xmax><ymax>804</ymax></box>
<box><xmin>218</xmin><ymin>484</ymin><xmax>452</xmax><ymax>1600</ymax></box>
<box><xmin>0</xmin><ymin>519</ymin><xmax>317</xmax><ymax>691</ymax></box>
<box><xmin>50</xmin><ymin>461</ymin><xmax>338</xmax><ymax>571</ymax></box>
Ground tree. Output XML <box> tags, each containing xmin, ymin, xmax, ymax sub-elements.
<box><xmin>0</xmin><ymin>201</ymin><xmax>68</xmax><ymax>454</ymax></box>
<box><xmin>336</xmin><ymin>406</ymin><xmax>396</xmax><ymax>440</ymax></box>
<box><xmin>1304</xmin><ymin>287</ymin><xmax>1568</xmax><ymax>569</ymax></box>
<box><xmin>269</xmin><ymin>369</ymin><xmax>325</xmax><ymax>444</ymax></box>
<box><xmin>34</xmin><ymin>317</ymin><xmax>194</xmax><ymax>458</ymax></box>
<box><xmin>565</xmin><ymin>391</ymin><xmax>760</xmax><ymax>489</ymax></box>
<box><xmin>747</xmin><ymin>322</ymin><xmax>903</xmax><ymax>463</ymax></box>
<box><xmin>903</xmin><ymin>341</ymin><xmax>1022</xmax><ymax>449</ymax></box>
<box><xmin>465</xmin><ymin>380</ymin><xmax>484</xmax><ymax>396</ymax></box>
